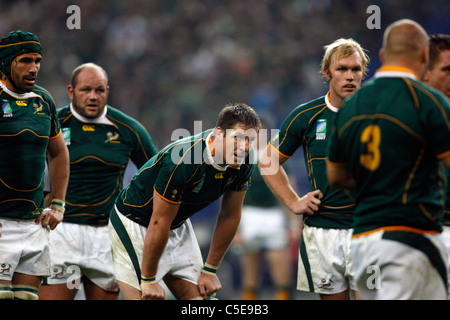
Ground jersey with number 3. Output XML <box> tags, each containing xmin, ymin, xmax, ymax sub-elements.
<box><xmin>328</xmin><ymin>68</ymin><xmax>450</xmax><ymax>236</ymax></box>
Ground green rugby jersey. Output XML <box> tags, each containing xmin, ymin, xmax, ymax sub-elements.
<box><xmin>270</xmin><ymin>94</ymin><xmax>355</xmax><ymax>229</ymax></box>
<box><xmin>0</xmin><ymin>81</ymin><xmax>60</xmax><ymax>220</ymax></box>
<box><xmin>328</xmin><ymin>67</ymin><xmax>450</xmax><ymax>236</ymax></box>
<box><xmin>58</xmin><ymin>104</ymin><xmax>157</xmax><ymax>226</ymax></box>
<box><xmin>115</xmin><ymin>129</ymin><xmax>254</xmax><ymax>229</ymax></box>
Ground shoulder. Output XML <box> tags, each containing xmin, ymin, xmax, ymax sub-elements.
<box><xmin>57</xmin><ymin>105</ymin><xmax>71</xmax><ymax>117</ymax></box>
<box><xmin>106</xmin><ymin>105</ymin><xmax>139</xmax><ymax>124</ymax></box>
<box><xmin>32</xmin><ymin>85</ymin><xmax>56</xmax><ymax>105</ymax></box>
<box><xmin>413</xmin><ymin>80</ymin><xmax>449</xmax><ymax>107</ymax></box>
<box><xmin>106</xmin><ymin>105</ymin><xmax>149</xmax><ymax>133</ymax></box>
<box><xmin>283</xmin><ymin>96</ymin><xmax>327</xmax><ymax>123</ymax></box>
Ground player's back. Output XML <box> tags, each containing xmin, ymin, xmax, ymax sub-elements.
<box><xmin>334</xmin><ymin>73</ymin><xmax>450</xmax><ymax>234</ymax></box>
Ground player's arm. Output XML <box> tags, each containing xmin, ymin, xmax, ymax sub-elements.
<box><xmin>259</xmin><ymin>143</ymin><xmax>322</xmax><ymax>215</ymax></box>
<box><xmin>326</xmin><ymin>160</ymin><xmax>357</xmax><ymax>191</ymax></box>
<box><xmin>198</xmin><ymin>189</ymin><xmax>245</xmax><ymax>299</ymax></box>
<box><xmin>140</xmin><ymin>190</ymin><xmax>179</xmax><ymax>300</ymax></box>
<box><xmin>37</xmin><ymin>133</ymin><xmax>69</xmax><ymax>230</ymax></box>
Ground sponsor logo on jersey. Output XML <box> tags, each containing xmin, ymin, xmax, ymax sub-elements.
<box><xmin>82</xmin><ymin>124</ymin><xmax>95</xmax><ymax>132</ymax></box>
<box><xmin>2</xmin><ymin>100</ymin><xmax>13</xmax><ymax>117</ymax></box>
<box><xmin>62</xmin><ymin>127</ymin><xmax>71</xmax><ymax>145</ymax></box>
<box><xmin>214</xmin><ymin>172</ymin><xmax>225</xmax><ymax>179</ymax></box>
<box><xmin>316</xmin><ymin>119</ymin><xmax>327</xmax><ymax>140</ymax></box>
<box><xmin>16</xmin><ymin>100</ymin><xmax>27</xmax><ymax>106</ymax></box>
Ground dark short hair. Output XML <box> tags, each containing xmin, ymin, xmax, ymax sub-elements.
<box><xmin>429</xmin><ymin>34</ymin><xmax>450</xmax><ymax>69</ymax></box>
<box><xmin>216</xmin><ymin>102</ymin><xmax>262</xmax><ymax>132</ymax></box>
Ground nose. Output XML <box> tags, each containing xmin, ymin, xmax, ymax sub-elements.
<box><xmin>29</xmin><ymin>62</ymin><xmax>39</xmax><ymax>74</ymax></box>
<box><xmin>346</xmin><ymin>69</ymin><xmax>355</xmax><ymax>80</ymax></box>
<box><xmin>88</xmin><ymin>90</ymin><xmax>98</xmax><ymax>100</ymax></box>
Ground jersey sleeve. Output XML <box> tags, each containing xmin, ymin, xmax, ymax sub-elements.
<box><xmin>129</xmin><ymin>120</ymin><xmax>158</xmax><ymax>168</ymax></box>
<box><xmin>270</xmin><ymin>106</ymin><xmax>305</xmax><ymax>158</ymax></box>
<box><xmin>154</xmin><ymin>149</ymin><xmax>200</xmax><ymax>204</ymax></box>
<box><xmin>37</xmin><ymin>87</ymin><xmax>60</xmax><ymax>139</ymax></box>
<box><xmin>420</xmin><ymin>89</ymin><xmax>450</xmax><ymax>159</ymax></box>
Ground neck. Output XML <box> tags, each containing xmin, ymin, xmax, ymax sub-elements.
<box><xmin>3</xmin><ymin>79</ymin><xmax>26</xmax><ymax>94</ymax></box>
<box><xmin>382</xmin><ymin>59</ymin><xmax>424</xmax><ymax>80</ymax></box>
<box><xmin>327</xmin><ymin>90</ymin><xmax>341</xmax><ymax>109</ymax></box>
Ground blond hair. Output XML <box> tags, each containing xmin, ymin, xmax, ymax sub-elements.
<box><xmin>320</xmin><ymin>38</ymin><xmax>370</xmax><ymax>79</ymax></box>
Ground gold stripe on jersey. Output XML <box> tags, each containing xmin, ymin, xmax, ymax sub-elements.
<box><xmin>277</xmin><ymin>103</ymin><xmax>326</xmax><ymax>150</ymax></box>
<box><xmin>162</xmin><ymin>139</ymin><xmax>203</xmax><ymax>199</ymax></box>
<box><xmin>337</xmin><ymin>113</ymin><xmax>425</xmax><ymax>143</ymax></box>
<box><xmin>70</xmin><ymin>155</ymin><xmax>123</xmax><ymax>167</ymax></box>
<box><xmin>106</xmin><ymin>114</ymin><xmax>151</xmax><ymax>161</ymax></box>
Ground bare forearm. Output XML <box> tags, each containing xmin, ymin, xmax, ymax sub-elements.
<box><xmin>259</xmin><ymin>163</ymin><xmax>300</xmax><ymax>212</ymax></box>
<box><xmin>141</xmin><ymin>223</ymin><xmax>170</xmax><ymax>277</ymax></box>
<box><xmin>206</xmin><ymin>211</ymin><xmax>241</xmax><ymax>266</ymax></box>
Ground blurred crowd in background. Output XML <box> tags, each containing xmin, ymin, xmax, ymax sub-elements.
<box><xmin>1</xmin><ymin>0</ymin><xmax>449</xmax><ymax>299</ymax></box>
<box><xmin>1</xmin><ymin>0</ymin><xmax>448</xmax><ymax>149</ymax></box>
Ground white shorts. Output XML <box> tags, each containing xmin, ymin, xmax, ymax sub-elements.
<box><xmin>239</xmin><ymin>205</ymin><xmax>288</xmax><ymax>253</ymax></box>
<box><xmin>108</xmin><ymin>206</ymin><xmax>203</xmax><ymax>291</ymax></box>
<box><xmin>297</xmin><ymin>225</ymin><xmax>357</xmax><ymax>295</ymax></box>
<box><xmin>351</xmin><ymin>229</ymin><xmax>448</xmax><ymax>300</ymax></box>
<box><xmin>44</xmin><ymin>222</ymin><xmax>118</xmax><ymax>292</ymax></box>
<box><xmin>0</xmin><ymin>217</ymin><xmax>50</xmax><ymax>281</ymax></box>
<box><xmin>440</xmin><ymin>225</ymin><xmax>450</xmax><ymax>298</ymax></box>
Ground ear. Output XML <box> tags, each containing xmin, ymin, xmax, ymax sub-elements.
<box><xmin>323</xmin><ymin>67</ymin><xmax>331</xmax><ymax>81</ymax></box>
<box><xmin>214</xmin><ymin>126</ymin><xmax>225</xmax><ymax>137</ymax></box>
<box><xmin>423</xmin><ymin>69</ymin><xmax>431</xmax><ymax>83</ymax></box>
<box><xmin>379</xmin><ymin>49</ymin><xmax>385</xmax><ymax>64</ymax></box>
<box><xmin>67</xmin><ymin>84</ymin><xmax>74</xmax><ymax>100</ymax></box>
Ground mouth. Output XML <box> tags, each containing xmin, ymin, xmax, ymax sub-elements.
<box><xmin>86</xmin><ymin>104</ymin><xmax>99</xmax><ymax>110</ymax></box>
<box><xmin>234</xmin><ymin>153</ymin><xmax>245</xmax><ymax>163</ymax></box>
<box><xmin>343</xmin><ymin>84</ymin><xmax>356</xmax><ymax>92</ymax></box>
<box><xmin>24</xmin><ymin>77</ymin><xmax>36</xmax><ymax>86</ymax></box>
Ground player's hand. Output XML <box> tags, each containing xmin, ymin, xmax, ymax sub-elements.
<box><xmin>292</xmin><ymin>189</ymin><xmax>323</xmax><ymax>216</ymax></box>
<box><xmin>35</xmin><ymin>208</ymin><xmax>64</xmax><ymax>230</ymax></box>
<box><xmin>141</xmin><ymin>282</ymin><xmax>166</xmax><ymax>300</ymax></box>
<box><xmin>198</xmin><ymin>272</ymin><xmax>222</xmax><ymax>299</ymax></box>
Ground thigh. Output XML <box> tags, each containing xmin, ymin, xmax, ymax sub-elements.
<box><xmin>163</xmin><ymin>273</ymin><xmax>201</xmax><ymax>300</ymax></box>
<box><xmin>83</xmin><ymin>225</ymin><xmax>119</xmax><ymax>293</ymax></box>
<box><xmin>1</xmin><ymin>218</ymin><xmax>51</xmax><ymax>279</ymax></box>
<box><xmin>168</xmin><ymin>220</ymin><xmax>203</xmax><ymax>285</ymax></box>
<box><xmin>45</xmin><ymin>222</ymin><xmax>81</xmax><ymax>285</ymax></box>
<box><xmin>297</xmin><ymin>226</ymin><xmax>353</xmax><ymax>295</ymax></box>
<box><xmin>108</xmin><ymin>207</ymin><xmax>147</xmax><ymax>291</ymax></box>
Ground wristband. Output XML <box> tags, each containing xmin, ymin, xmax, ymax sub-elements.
<box><xmin>141</xmin><ymin>275</ymin><xmax>156</xmax><ymax>284</ymax></box>
<box><xmin>202</xmin><ymin>263</ymin><xmax>219</xmax><ymax>276</ymax></box>
<box><xmin>50</xmin><ymin>198</ymin><xmax>65</xmax><ymax>214</ymax></box>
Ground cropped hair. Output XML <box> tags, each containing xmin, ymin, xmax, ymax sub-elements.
<box><xmin>216</xmin><ymin>103</ymin><xmax>262</xmax><ymax>133</ymax></box>
<box><xmin>320</xmin><ymin>38</ymin><xmax>370</xmax><ymax>79</ymax></box>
